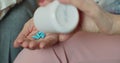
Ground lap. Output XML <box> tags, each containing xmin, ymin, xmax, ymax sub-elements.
<box><xmin>14</xmin><ymin>32</ymin><xmax>120</xmax><ymax>63</ymax></box>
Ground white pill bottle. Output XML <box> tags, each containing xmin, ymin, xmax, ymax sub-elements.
<box><xmin>33</xmin><ymin>0</ymin><xmax>79</xmax><ymax>33</ymax></box>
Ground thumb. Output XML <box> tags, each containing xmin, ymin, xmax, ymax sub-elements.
<box><xmin>59</xmin><ymin>33</ymin><xmax>73</xmax><ymax>42</ymax></box>
<box><xmin>59</xmin><ymin>22</ymin><xmax>81</xmax><ymax>42</ymax></box>
<box><xmin>14</xmin><ymin>24</ymin><xmax>30</xmax><ymax>48</ymax></box>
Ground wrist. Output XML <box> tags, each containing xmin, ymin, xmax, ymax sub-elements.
<box><xmin>93</xmin><ymin>9</ymin><xmax>114</xmax><ymax>33</ymax></box>
<box><xmin>85</xmin><ymin>5</ymin><xmax>102</xmax><ymax>19</ymax></box>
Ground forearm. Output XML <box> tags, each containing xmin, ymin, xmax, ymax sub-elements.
<box><xmin>75</xmin><ymin>0</ymin><xmax>113</xmax><ymax>33</ymax></box>
<box><xmin>93</xmin><ymin>9</ymin><xmax>120</xmax><ymax>34</ymax></box>
<box><xmin>92</xmin><ymin>9</ymin><xmax>114</xmax><ymax>34</ymax></box>
<box><xmin>78</xmin><ymin>5</ymin><xmax>118</xmax><ymax>34</ymax></box>
<box><xmin>84</xmin><ymin>9</ymin><xmax>120</xmax><ymax>34</ymax></box>
<box><xmin>110</xmin><ymin>14</ymin><xmax>120</xmax><ymax>34</ymax></box>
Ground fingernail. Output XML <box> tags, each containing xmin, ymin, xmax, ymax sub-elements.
<box><xmin>14</xmin><ymin>43</ymin><xmax>20</xmax><ymax>48</ymax></box>
<box><xmin>39</xmin><ymin>0</ymin><xmax>45</xmax><ymax>3</ymax></box>
<box><xmin>17</xmin><ymin>39</ymin><xmax>24</xmax><ymax>43</ymax></box>
<box><xmin>40</xmin><ymin>43</ymin><xmax>45</xmax><ymax>48</ymax></box>
<box><xmin>17</xmin><ymin>39</ymin><xmax>21</xmax><ymax>42</ymax></box>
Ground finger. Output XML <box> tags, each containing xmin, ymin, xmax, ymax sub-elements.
<box><xmin>14</xmin><ymin>23</ymin><xmax>30</xmax><ymax>48</ymax></box>
<box><xmin>20</xmin><ymin>38</ymin><xmax>39</xmax><ymax>50</ymax></box>
<box><xmin>28</xmin><ymin>41</ymin><xmax>39</xmax><ymax>50</ymax></box>
<box><xmin>21</xmin><ymin>40</ymin><xmax>29</xmax><ymax>48</ymax></box>
<box><xmin>38</xmin><ymin>34</ymin><xmax>59</xmax><ymax>48</ymax></box>
<box><xmin>27</xmin><ymin>31</ymin><xmax>38</xmax><ymax>40</ymax></box>
<box><xmin>14</xmin><ymin>34</ymin><xmax>27</xmax><ymax>48</ymax></box>
<box><xmin>14</xmin><ymin>19</ymin><xmax>34</xmax><ymax>48</ymax></box>
<box><xmin>59</xmin><ymin>33</ymin><xmax>72</xmax><ymax>42</ymax></box>
<box><xmin>14</xmin><ymin>29</ymin><xmax>29</xmax><ymax>48</ymax></box>
<box><xmin>28</xmin><ymin>33</ymin><xmax>50</xmax><ymax>49</ymax></box>
<box><xmin>38</xmin><ymin>0</ymin><xmax>53</xmax><ymax>6</ymax></box>
<box><xmin>59</xmin><ymin>28</ymin><xmax>78</xmax><ymax>42</ymax></box>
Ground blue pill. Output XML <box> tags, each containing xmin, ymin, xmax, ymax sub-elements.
<box><xmin>39</xmin><ymin>34</ymin><xmax>46</xmax><ymax>38</ymax></box>
<box><xmin>36</xmin><ymin>33</ymin><xmax>41</xmax><ymax>37</ymax></box>
<box><xmin>32</xmin><ymin>36</ymin><xmax>40</xmax><ymax>40</ymax></box>
<box><xmin>39</xmin><ymin>32</ymin><xmax>46</xmax><ymax>38</ymax></box>
<box><xmin>32</xmin><ymin>32</ymin><xmax>46</xmax><ymax>40</ymax></box>
<box><xmin>38</xmin><ymin>32</ymin><xmax>42</xmax><ymax>34</ymax></box>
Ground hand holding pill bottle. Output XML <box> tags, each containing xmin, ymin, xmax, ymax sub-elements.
<box><xmin>33</xmin><ymin>0</ymin><xmax>79</xmax><ymax>33</ymax></box>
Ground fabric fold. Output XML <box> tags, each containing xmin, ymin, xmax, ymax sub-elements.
<box><xmin>0</xmin><ymin>0</ymin><xmax>22</xmax><ymax>20</ymax></box>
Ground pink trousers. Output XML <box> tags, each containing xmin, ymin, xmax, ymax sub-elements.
<box><xmin>14</xmin><ymin>32</ymin><xmax>120</xmax><ymax>63</ymax></box>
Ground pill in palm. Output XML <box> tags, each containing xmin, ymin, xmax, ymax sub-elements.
<box><xmin>32</xmin><ymin>32</ymin><xmax>46</xmax><ymax>40</ymax></box>
<box><xmin>32</xmin><ymin>36</ymin><xmax>40</xmax><ymax>40</ymax></box>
